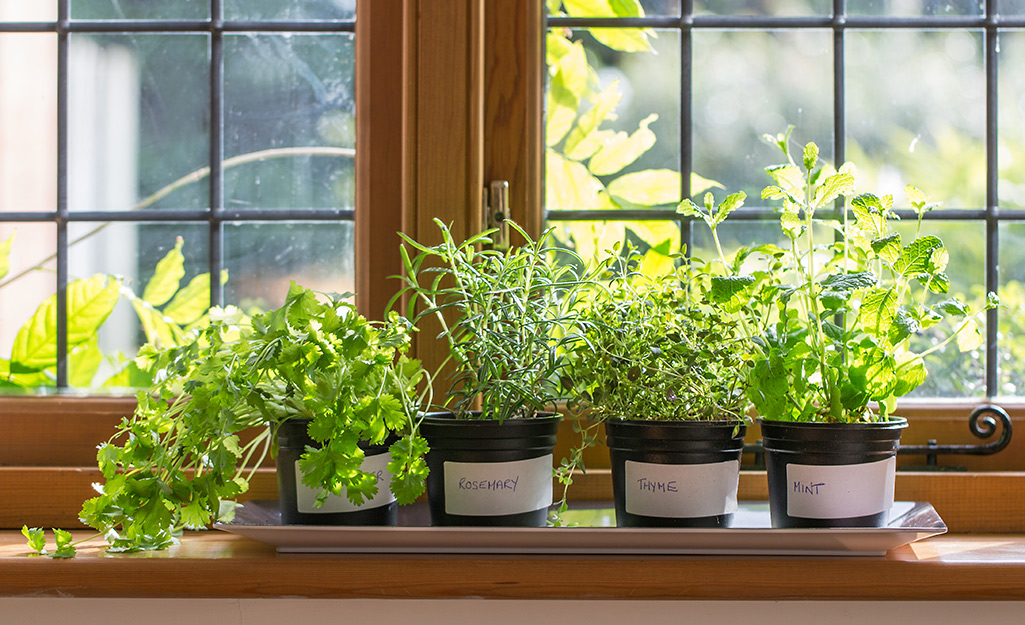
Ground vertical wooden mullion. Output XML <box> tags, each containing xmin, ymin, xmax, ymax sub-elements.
<box><xmin>355</xmin><ymin>0</ymin><xmax>412</xmax><ymax>321</ymax></box>
<box><xmin>484</xmin><ymin>0</ymin><xmax>543</xmax><ymax>240</ymax></box>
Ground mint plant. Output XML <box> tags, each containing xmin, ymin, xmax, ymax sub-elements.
<box><xmin>683</xmin><ymin>129</ymin><xmax>998</xmax><ymax>423</ymax></box>
<box><xmin>25</xmin><ymin>282</ymin><xmax>429</xmax><ymax>556</ymax></box>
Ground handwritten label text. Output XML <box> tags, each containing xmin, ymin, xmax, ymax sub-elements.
<box><xmin>458</xmin><ymin>476</ymin><xmax>519</xmax><ymax>492</ymax></box>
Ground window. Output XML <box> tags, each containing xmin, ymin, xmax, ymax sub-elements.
<box><xmin>1</xmin><ymin>1</ymin><xmax>360</xmax><ymax>389</ymax></box>
<box><xmin>543</xmin><ymin>0</ymin><xmax>1025</xmax><ymax>404</ymax></box>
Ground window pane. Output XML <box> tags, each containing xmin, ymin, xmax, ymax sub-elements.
<box><xmin>693</xmin><ymin>29</ymin><xmax>833</xmax><ymax>198</ymax></box>
<box><xmin>999</xmin><ymin>30</ymin><xmax>1025</xmax><ymax>209</ymax></box>
<box><xmin>66</xmin><ymin>221</ymin><xmax>209</xmax><ymax>388</ymax></box>
<box><xmin>224</xmin><ymin>0</ymin><xmax>355</xmax><ymax>21</ymax></box>
<box><xmin>999</xmin><ymin>222</ymin><xmax>1025</xmax><ymax>397</ymax></box>
<box><xmin>68</xmin><ymin>34</ymin><xmax>210</xmax><ymax>212</ymax></box>
<box><xmin>696</xmin><ymin>0</ymin><xmax>830</xmax><ymax>16</ymax></box>
<box><xmin>224</xmin><ymin>221</ymin><xmax>354</xmax><ymax>311</ymax></box>
<box><xmin>70</xmin><ymin>0</ymin><xmax>209</xmax><ymax>20</ymax></box>
<box><xmin>0</xmin><ymin>1</ymin><xmax>56</xmax><ymax>20</ymax></box>
<box><xmin>845</xmin><ymin>29</ymin><xmax>985</xmax><ymax>210</ymax></box>
<box><xmin>0</xmin><ymin>222</ymin><xmax>56</xmax><ymax>389</ymax></box>
<box><xmin>848</xmin><ymin>0</ymin><xmax>983</xmax><ymax>17</ymax></box>
<box><xmin>0</xmin><ymin>33</ymin><xmax>56</xmax><ymax>212</ymax></box>
<box><xmin>224</xmin><ymin>33</ymin><xmax>355</xmax><ymax>212</ymax></box>
<box><xmin>906</xmin><ymin>220</ymin><xmax>986</xmax><ymax>398</ymax></box>
<box><xmin>998</xmin><ymin>0</ymin><xmax>1025</xmax><ymax>15</ymax></box>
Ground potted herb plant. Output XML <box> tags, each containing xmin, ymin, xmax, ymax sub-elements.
<box><xmin>564</xmin><ymin>250</ymin><xmax>753</xmax><ymax>528</ymax></box>
<box><xmin>26</xmin><ymin>282</ymin><xmax>429</xmax><ymax>556</ymax></box>
<box><xmin>393</xmin><ymin>219</ymin><xmax>589</xmax><ymax>527</ymax></box>
<box><xmin>692</xmin><ymin>129</ymin><xmax>997</xmax><ymax>528</ymax></box>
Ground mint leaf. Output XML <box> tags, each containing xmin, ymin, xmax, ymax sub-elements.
<box><xmin>811</xmin><ymin>172</ymin><xmax>854</xmax><ymax>208</ymax></box>
<box><xmin>935</xmin><ymin>298</ymin><xmax>970</xmax><ymax>317</ymax></box>
<box><xmin>858</xmin><ymin>287</ymin><xmax>899</xmax><ymax>342</ymax></box>
<box><xmin>803</xmin><ymin>141</ymin><xmax>819</xmax><ymax>171</ymax></box>
<box><xmin>709</xmin><ymin>275</ymin><xmax>755</xmax><ymax>312</ymax></box>
<box><xmin>895</xmin><ymin>235</ymin><xmax>943</xmax><ymax>278</ymax></box>
<box><xmin>871</xmin><ymin>233</ymin><xmax>902</xmax><ymax>265</ymax></box>
<box><xmin>820</xmin><ymin>271</ymin><xmax>876</xmax><ymax>292</ymax></box>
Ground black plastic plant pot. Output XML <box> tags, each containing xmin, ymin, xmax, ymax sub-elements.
<box><xmin>419</xmin><ymin>412</ymin><xmax>561</xmax><ymax>527</ymax></box>
<box><xmin>275</xmin><ymin>418</ymin><xmax>398</xmax><ymax>526</ymax></box>
<box><xmin>759</xmin><ymin>417</ymin><xmax>908</xmax><ymax>528</ymax></box>
<box><xmin>605</xmin><ymin>419</ymin><xmax>747</xmax><ymax>528</ymax></box>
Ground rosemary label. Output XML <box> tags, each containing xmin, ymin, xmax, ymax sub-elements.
<box><xmin>295</xmin><ymin>451</ymin><xmax>396</xmax><ymax>513</ymax></box>
<box><xmin>624</xmin><ymin>459</ymin><xmax>740</xmax><ymax>518</ymax></box>
<box><xmin>786</xmin><ymin>457</ymin><xmax>896</xmax><ymax>519</ymax></box>
<box><xmin>443</xmin><ymin>455</ymin><xmax>554</xmax><ymax>516</ymax></box>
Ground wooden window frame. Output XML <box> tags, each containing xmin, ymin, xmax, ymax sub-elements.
<box><xmin>1</xmin><ymin>1</ymin><xmax>1022</xmax><ymax>532</ymax></box>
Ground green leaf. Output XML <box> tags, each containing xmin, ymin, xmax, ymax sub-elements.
<box><xmin>764</xmin><ymin>164</ymin><xmax>806</xmax><ymax>203</ymax></box>
<box><xmin>588</xmin><ymin>113</ymin><xmax>657</xmax><ymax>176</ymax></box>
<box><xmin>852</xmin><ymin>193</ymin><xmax>889</xmax><ymax>240</ymax></box>
<box><xmin>888</xmin><ymin>309</ymin><xmax>921</xmax><ymax>345</ymax></box>
<box><xmin>926</xmin><ymin>272</ymin><xmax>950</xmax><ymax>294</ymax></box>
<box><xmin>714</xmin><ymin>191</ymin><xmax>747</xmax><ymax>227</ymax></box>
<box><xmin>821</xmin><ymin>270</ymin><xmax>877</xmax><ymax>293</ymax></box>
<box><xmin>858</xmin><ymin>287</ymin><xmax>899</xmax><ymax>341</ymax></box>
<box><xmin>892</xmin><ymin>354</ymin><xmax>927</xmax><ymax>397</ymax></box>
<box><xmin>546</xmin><ymin>150</ymin><xmax>611</xmax><ymax>211</ymax></box>
<box><xmin>69</xmin><ymin>338</ymin><xmax>103</xmax><ymax>388</ymax></box>
<box><xmin>22</xmin><ymin>526</ymin><xmax>46</xmax><ymax>553</ymax></box>
<box><xmin>691</xmin><ymin>173</ymin><xmax>724</xmax><ymax>195</ymax></box>
<box><xmin>709</xmin><ymin>275</ymin><xmax>755</xmax><ymax>312</ymax></box>
<box><xmin>142</xmin><ymin>237</ymin><xmax>185</xmax><ymax>306</ymax></box>
<box><xmin>871</xmin><ymin>233</ymin><xmax>902</xmax><ymax>265</ymax></box>
<box><xmin>588</xmin><ymin>27</ymin><xmax>652</xmax><ymax>53</ymax></box>
<box><xmin>956</xmin><ymin>318</ymin><xmax>983</xmax><ymax>352</ymax></box>
<box><xmin>802</xmin><ymin>142</ymin><xmax>819</xmax><ymax>171</ymax></box>
<box><xmin>935</xmin><ymin>298</ymin><xmax>970</xmax><ymax>317</ymax></box>
<box><xmin>546</xmin><ymin>41</ymin><xmax>589</xmax><ymax>147</ymax></box>
<box><xmin>564</xmin><ymin>129</ymin><xmax>617</xmax><ymax>162</ymax></box>
<box><xmin>811</xmin><ymin>172</ymin><xmax>855</xmax><ymax>209</ymax></box>
<box><xmin>11</xmin><ymin>275</ymin><xmax>121</xmax><ymax>369</ymax></box>
<box><xmin>607</xmin><ymin>169</ymin><xmax>680</xmax><ymax>206</ymax></box>
<box><xmin>780</xmin><ymin>204</ymin><xmax>804</xmax><ymax>240</ymax></box>
<box><xmin>52</xmin><ymin>528</ymin><xmax>76</xmax><ymax>558</ymax></box>
<box><xmin>563</xmin><ymin>80</ymin><xmax>622</xmax><ymax>155</ymax></box>
<box><xmin>895</xmin><ymin>236</ymin><xmax>943</xmax><ymax>278</ymax></box>
<box><xmin>162</xmin><ymin>272</ymin><xmax>214</xmax><ymax>324</ymax></box>
<box><xmin>97</xmin><ymin>443</ymin><xmax>119</xmax><ymax>479</ymax></box>
<box><xmin>0</xmin><ymin>230</ymin><xmax>13</xmax><ymax>281</ymax></box>
<box><xmin>928</xmin><ymin>246</ymin><xmax>950</xmax><ymax>273</ymax></box>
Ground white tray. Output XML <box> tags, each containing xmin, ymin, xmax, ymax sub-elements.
<box><xmin>214</xmin><ymin>501</ymin><xmax>946</xmax><ymax>556</ymax></box>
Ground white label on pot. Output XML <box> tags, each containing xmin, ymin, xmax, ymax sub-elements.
<box><xmin>624</xmin><ymin>460</ymin><xmax>740</xmax><ymax>518</ymax></box>
<box><xmin>295</xmin><ymin>452</ymin><xmax>396</xmax><ymax>514</ymax></box>
<box><xmin>786</xmin><ymin>457</ymin><xmax>896</xmax><ymax>519</ymax></box>
<box><xmin>443</xmin><ymin>455</ymin><xmax>553</xmax><ymax>516</ymax></box>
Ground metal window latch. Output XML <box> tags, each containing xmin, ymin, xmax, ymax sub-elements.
<box><xmin>483</xmin><ymin>180</ymin><xmax>510</xmax><ymax>249</ymax></box>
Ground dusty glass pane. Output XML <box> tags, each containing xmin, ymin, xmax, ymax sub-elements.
<box><xmin>224</xmin><ymin>34</ymin><xmax>355</xmax><ymax>212</ymax></box>
<box><xmin>0</xmin><ymin>1</ymin><xmax>56</xmax><ymax>20</ymax></box>
<box><xmin>845</xmin><ymin>29</ymin><xmax>985</xmax><ymax>210</ymax></box>
<box><xmin>998</xmin><ymin>0</ymin><xmax>1025</xmax><ymax>15</ymax></box>
<box><xmin>70</xmin><ymin>0</ymin><xmax>209</xmax><ymax>20</ymax></box>
<box><xmin>999</xmin><ymin>222</ymin><xmax>1025</xmax><ymax>397</ymax></box>
<box><xmin>696</xmin><ymin>0</ymin><xmax>830</xmax><ymax>16</ymax></box>
<box><xmin>998</xmin><ymin>30</ymin><xmax>1025</xmax><ymax>209</ymax></box>
<box><xmin>68</xmin><ymin>34</ymin><xmax>210</xmax><ymax>212</ymax></box>
<box><xmin>545</xmin><ymin>28</ymin><xmax>679</xmax><ymax>213</ymax></box>
<box><xmin>224</xmin><ymin>221</ymin><xmax>354</xmax><ymax>312</ymax></box>
<box><xmin>66</xmin><ymin>221</ymin><xmax>209</xmax><ymax>388</ymax></box>
<box><xmin>693</xmin><ymin>29</ymin><xmax>833</xmax><ymax>199</ymax></box>
<box><xmin>905</xmin><ymin>220</ymin><xmax>986</xmax><ymax>398</ymax></box>
<box><xmin>848</xmin><ymin>0</ymin><xmax>983</xmax><ymax>16</ymax></box>
<box><xmin>224</xmin><ymin>0</ymin><xmax>355</xmax><ymax>21</ymax></box>
<box><xmin>0</xmin><ymin>34</ymin><xmax>56</xmax><ymax>213</ymax></box>
<box><xmin>0</xmin><ymin>222</ymin><xmax>55</xmax><ymax>391</ymax></box>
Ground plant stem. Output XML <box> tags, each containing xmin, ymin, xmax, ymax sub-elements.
<box><xmin>0</xmin><ymin>146</ymin><xmax>354</xmax><ymax>290</ymax></box>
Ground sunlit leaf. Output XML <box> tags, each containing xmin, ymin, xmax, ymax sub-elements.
<box><xmin>11</xmin><ymin>275</ymin><xmax>121</xmax><ymax>369</ymax></box>
<box><xmin>607</xmin><ymin>169</ymin><xmax>680</xmax><ymax>206</ymax></box>
<box><xmin>0</xmin><ymin>230</ymin><xmax>13</xmax><ymax>281</ymax></box>
<box><xmin>69</xmin><ymin>338</ymin><xmax>103</xmax><ymax>388</ymax></box>
<box><xmin>956</xmin><ymin>318</ymin><xmax>983</xmax><ymax>352</ymax></box>
<box><xmin>895</xmin><ymin>235</ymin><xmax>942</xmax><ymax>278</ymax></box>
<box><xmin>563</xmin><ymin>80</ymin><xmax>622</xmax><ymax>155</ymax></box>
<box><xmin>546</xmin><ymin>150</ymin><xmax>610</xmax><ymax>211</ymax></box>
<box><xmin>142</xmin><ymin>237</ymin><xmax>185</xmax><ymax>307</ymax></box>
<box><xmin>588</xmin><ymin>114</ymin><xmax>658</xmax><ymax>176</ymax></box>
<box><xmin>162</xmin><ymin>272</ymin><xmax>216</xmax><ymax>325</ymax></box>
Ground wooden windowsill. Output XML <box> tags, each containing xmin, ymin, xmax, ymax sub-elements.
<box><xmin>2</xmin><ymin>530</ymin><xmax>1025</xmax><ymax>601</ymax></box>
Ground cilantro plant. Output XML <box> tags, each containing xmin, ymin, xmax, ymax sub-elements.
<box><xmin>25</xmin><ymin>282</ymin><xmax>429</xmax><ymax>556</ymax></box>
<box><xmin>393</xmin><ymin>219</ymin><xmax>592</xmax><ymax>422</ymax></box>
<box><xmin>682</xmin><ymin>129</ymin><xmax>998</xmax><ymax>423</ymax></box>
